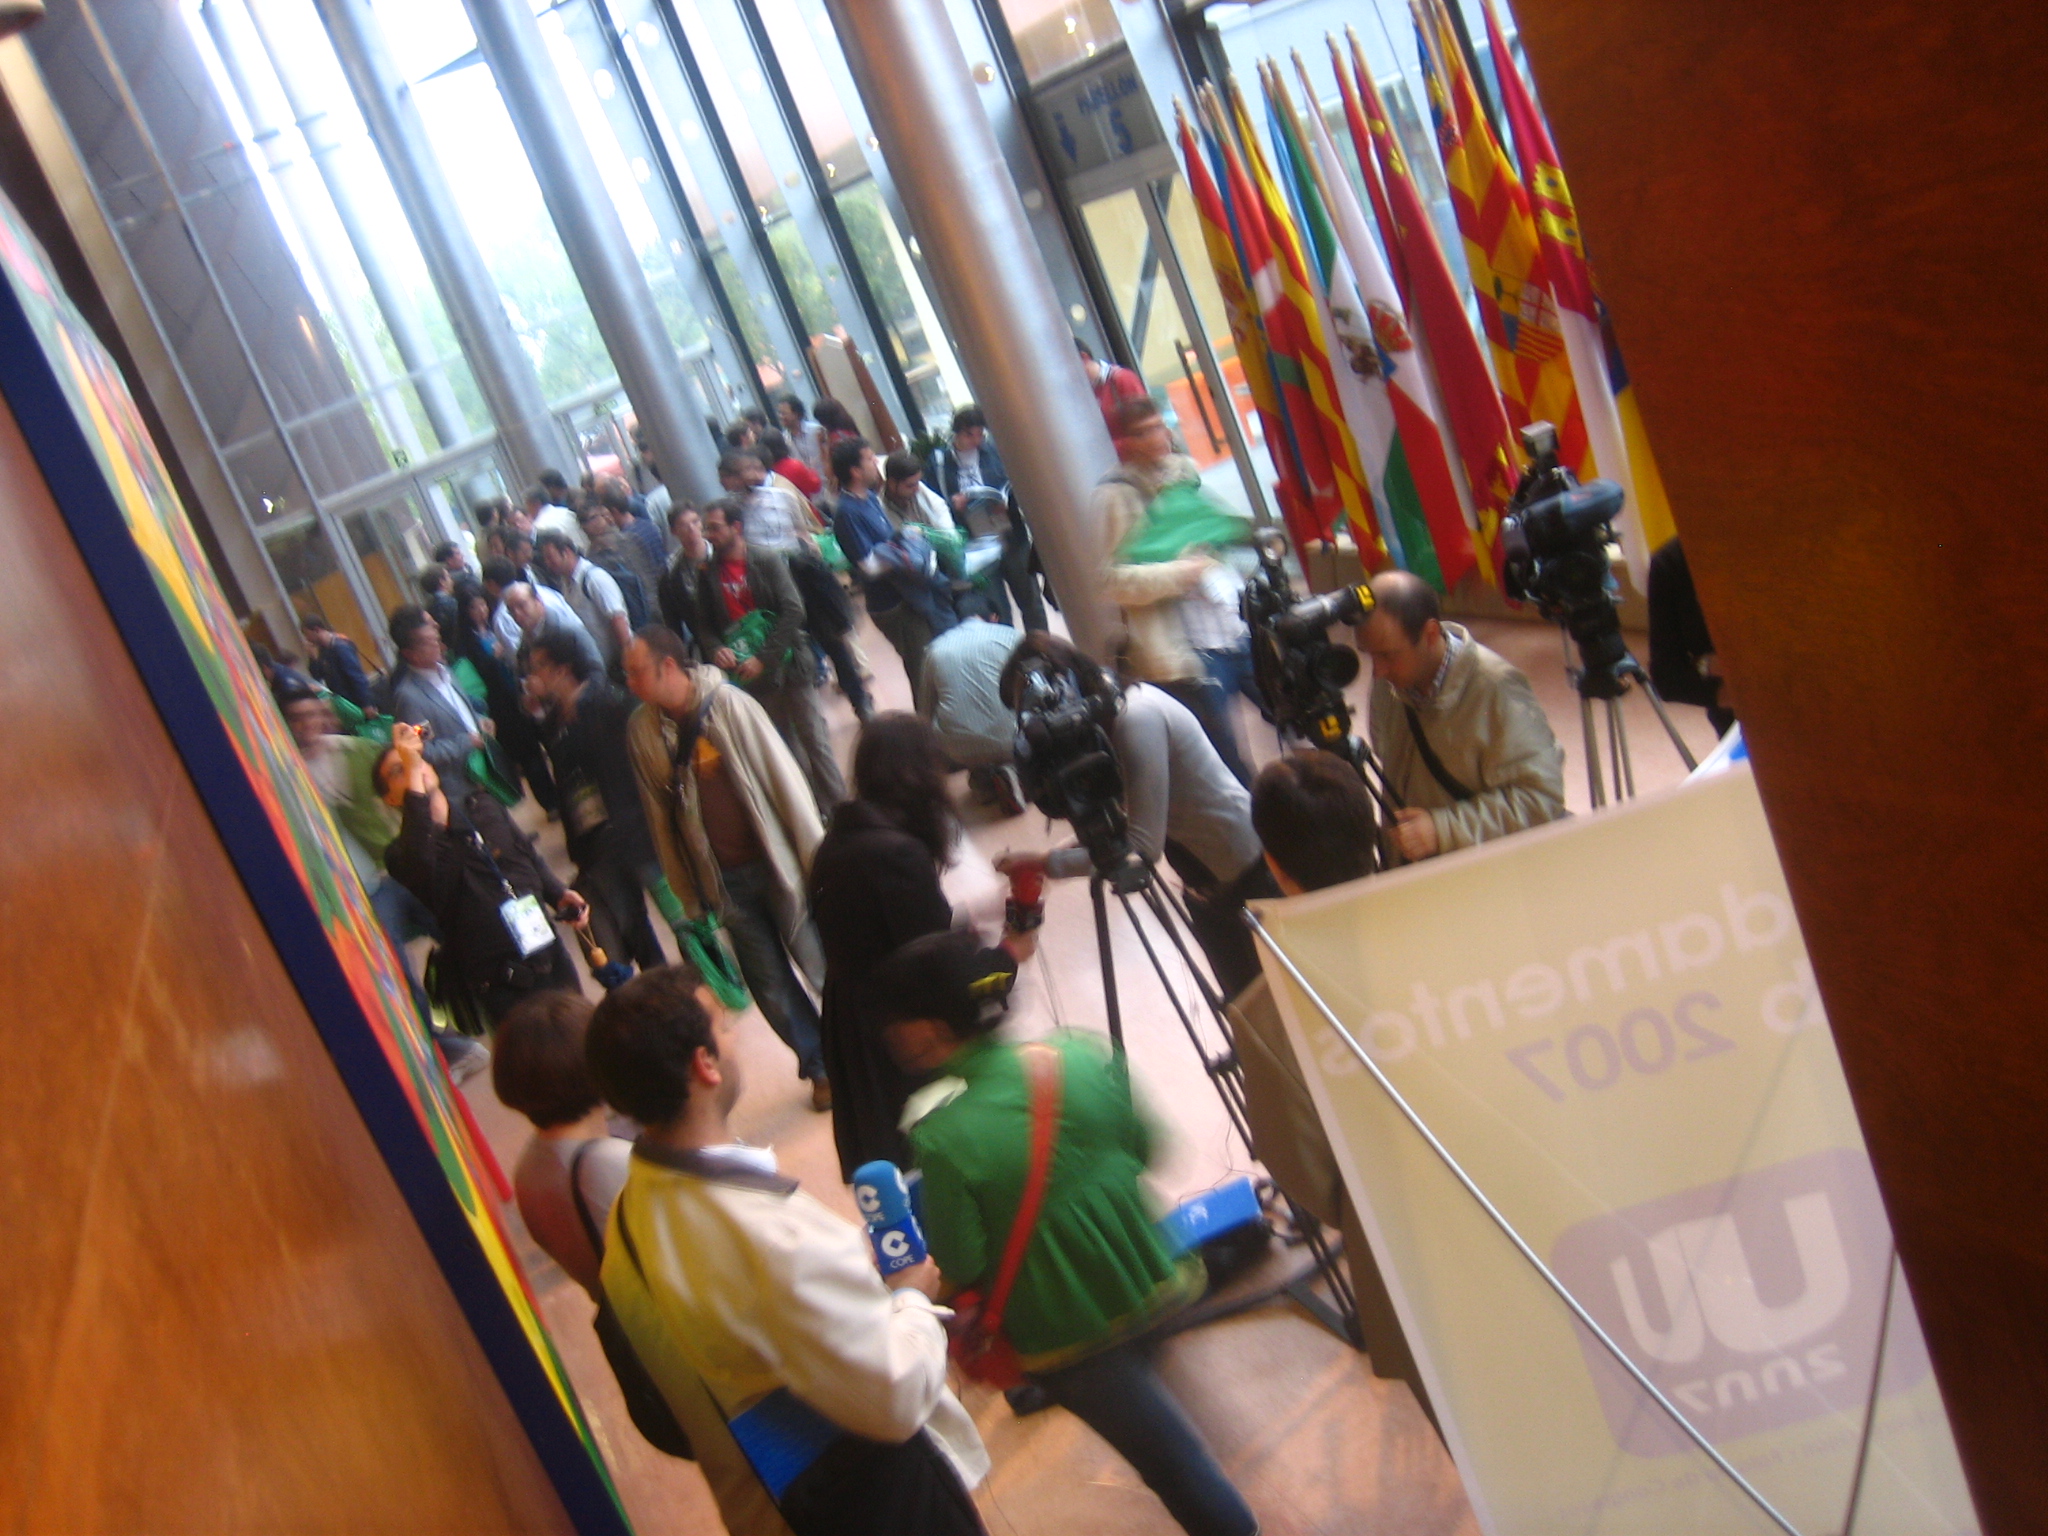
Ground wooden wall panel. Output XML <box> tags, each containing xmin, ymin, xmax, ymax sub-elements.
<box><xmin>1510</xmin><ymin>3</ymin><xmax>2048</xmax><ymax>1530</ymax></box>
<box><xmin>0</xmin><ymin>395</ymin><xmax>576</xmax><ymax>1533</ymax></box>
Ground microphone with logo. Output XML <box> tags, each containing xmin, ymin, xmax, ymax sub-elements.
<box><xmin>852</xmin><ymin>1160</ymin><xmax>927</xmax><ymax>1276</ymax></box>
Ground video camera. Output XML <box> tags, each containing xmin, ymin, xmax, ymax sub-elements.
<box><xmin>1499</xmin><ymin>422</ymin><xmax>1632</xmax><ymax>696</ymax></box>
<box><xmin>1242</xmin><ymin>530</ymin><xmax>1375</xmax><ymax>761</ymax></box>
<box><xmin>1011</xmin><ymin>662</ymin><xmax>1146</xmax><ymax>889</ymax></box>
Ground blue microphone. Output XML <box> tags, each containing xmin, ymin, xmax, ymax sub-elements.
<box><xmin>852</xmin><ymin>1160</ymin><xmax>927</xmax><ymax>1276</ymax></box>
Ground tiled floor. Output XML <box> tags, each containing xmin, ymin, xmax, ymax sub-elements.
<box><xmin>459</xmin><ymin>606</ymin><xmax>1721</xmax><ymax>1535</ymax></box>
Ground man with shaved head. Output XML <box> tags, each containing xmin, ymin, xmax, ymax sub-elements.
<box><xmin>1357</xmin><ymin>569</ymin><xmax>1566</xmax><ymax>863</ymax></box>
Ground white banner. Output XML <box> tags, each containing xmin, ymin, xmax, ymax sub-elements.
<box><xmin>1255</xmin><ymin>765</ymin><xmax>1976</xmax><ymax>1535</ymax></box>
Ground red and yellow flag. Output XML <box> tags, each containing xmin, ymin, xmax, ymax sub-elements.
<box><xmin>1209</xmin><ymin>80</ymin><xmax>1379</xmax><ymax>556</ymax></box>
<box><xmin>1175</xmin><ymin>104</ymin><xmax>1316</xmax><ymax>548</ymax></box>
<box><xmin>1414</xmin><ymin>0</ymin><xmax>1589</xmax><ymax>479</ymax></box>
<box><xmin>1341</xmin><ymin>30</ymin><xmax>1514</xmax><ymax>580</ymax></box>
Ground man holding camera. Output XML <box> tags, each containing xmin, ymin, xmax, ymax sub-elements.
<box><xmin>1359</xmin><ymin>571</ymin><xmax>1566</xmax><ymax>862</ymax></box>
<box><xmin>996</xmin><ymin>635</ymin><xmax>1275</xmax><ymax>998</ymax></box>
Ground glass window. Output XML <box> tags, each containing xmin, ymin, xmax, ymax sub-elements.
<box><xmin>381</xmin><ymin>0</ymin><xmax>618</xmax><ymax>406</ymax></box>
<box><xmin>263</xmin><ymin>517</ymin><xmax>379</xmax><ymax>654</ymax></box>
<box><xmin>998</xmin><ymin>0</ymin><xmax>1124</xmax><ymax>83</ymax></box>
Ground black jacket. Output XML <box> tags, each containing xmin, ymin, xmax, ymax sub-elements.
<box><xmin>808</xmin><ymin>801</ymin><xmax>954</xmax><ymax>1180</ymax></box>
<box><xmin>541</xmin><ymin>681</ymin><xmax>656</xmax><ymax>871</ymax></box>
<box><xmin>694</xmin><ymin>545</ymin><xmax>809</xmax><ymax>692</ymax></box>
<box><xmin>308</xmin><ymin>637</ymin><xmax>373</xmax><ymax>710</ymax></box>
<box><xmin>386</xmin><ymin>789</ymin><xmax>568</xmax><ymax>992</ymax></box>
<box><xmin>657</xmin><ymin>549</ymin><xmax>706</xmax><ymax>651</ymax></box>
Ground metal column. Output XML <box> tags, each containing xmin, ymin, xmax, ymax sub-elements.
<box><xmin>318</xmin><ymin>0</ymin><xmax>575</xmax><ymax>485</ymax></box>
<box><xmin>462</xmin><ymin>0</ymin><xmax>721</xmax><ymax>506</ymax></box>
<box><xmin>824</xmin><ymin>0</ymin><xmax>1118</xmax><ymax>657</ymax></box>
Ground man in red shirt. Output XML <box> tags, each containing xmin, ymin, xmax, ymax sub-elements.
<box><xmin>759</xmin><ymin>426</ymin><xmax>824</xmax><ymax>502</ymax></box>
<box><xmin>695</xmin><ymin>500</ymin><xmax>844</xmax><ymax>814</ymax></box>
<box><xmin>1076</xmin><ymin>337</ymin><xmax>1147</xmax><ymax>433</ymax></box>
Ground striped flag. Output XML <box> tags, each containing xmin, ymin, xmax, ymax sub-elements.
<box><xmin>1221</xmin><ymin>78</ymin><xmax>1383</xmax><ymax>561</ymax></box>
<box><xmin>1413</xmin><ymin>0</ymin><xmax>1589</xmax><ymax>478</ymax></box>
<box><xmin>1273</xmin><ymin>54</ymin><xmax>1469</xmax><ymax>590</ymax></box>
<box><xmin>1606</xmin><ymin>309</ymin><xmax>1679</xmax><ymax>554</ymax></box>
<box><xmin>1291</xmin><ymin>49</ymin><xmax>1476</xmax><ymax>593</ymax></box>
<box><xmin>1261</xmin><ymin>61</ymin><xmax>1394</xmax><ymax>569</ymax></box>
<box><xmin>1174</xmin><ymin>104</ymin><xmax>1317</xmax><ymax>548</ymax></box>
<box><xmin>1340</xmin><ymin>30</ymin><xmax>1515</xmax><ymax>580</ymax></box>
<box><xmin>1481</xmin><ymin>0</ymin><xmax>1666</xmax><ymax>582</ymax></box>
<box><xmin>1200</xmin><ymin>83</ymin><xmax>1345</xmax><ymax>552</ymax></box>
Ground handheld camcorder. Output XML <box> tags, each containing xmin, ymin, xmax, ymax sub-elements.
<box><xmin>1499</xmin><ymin>422</ymin><xmax>1632</xmax><ymax>694</ymax></box>
<box><xmin>1011</xmin><ymin>662</ymin><xmax>1144</xmax><ymax>886</ymax></box>
<box><xmin>1242</xmin><ymin>529</ymin><xmax>1376</xmax><ymax>760</ymax></box>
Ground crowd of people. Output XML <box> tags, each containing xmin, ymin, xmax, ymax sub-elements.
<box><xmin>252</xmin><ymin>378</ymin><xmax>1616</xmax><ymax>1535</ymax></box>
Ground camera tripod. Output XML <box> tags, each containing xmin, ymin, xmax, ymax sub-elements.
<box><xmin>1559</xmin><ymin>631</ymin><xmax>1698</xmax><ymax>807</ymax></box>
<box><xmin>1082</xmin><ymin>851</ymin><xmax>1362</xmax><ymax>1348</ymax></box>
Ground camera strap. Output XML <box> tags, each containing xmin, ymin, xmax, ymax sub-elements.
<box><xmin>1404</xmin><ymin>705</ymin><xmax>1476</xmax><ymax>802</ymax></box>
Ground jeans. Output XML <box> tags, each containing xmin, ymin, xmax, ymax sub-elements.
<box><xmin>1167</xmin><ymin>844</ymin><xmax>1280</xmax><ymax>1000</ymax></box>
<box><xmin>1198</xmin><ymin>642</ymin><xmax>1255</xmax><ymax>711</ymax></box>
<box><xmin>1154</xmin><ymin>675</ymin><xmax>1250</xmax><ymax>788</ymax></box>
<box><xmin>719</xmin><ymin>858</ymin><xmax>827</xmax><ymax>1081</ymax></box>
<box><xmin>1036</xmin><ymin>1338</ymin><xmax>1257</xmax><ymax>1536</ymax></box>
<box><xmin>370</xmin><ymin>875</ymin><xmax>439</xmax><ymax>1028</ymax></box>
<box><xmin>870</xmin><ymin>602</ymin><xmax>935</xmax><ymax>695</ymax></box>
<box><xmin>761</xmin><ymin>674</ymin><xmax>846</xmax><ymax>814</ymax></box>
<box><xmin>574</xmin><ymin>848</ymin><xmax>667</xmax><ymax>972</ymax></box>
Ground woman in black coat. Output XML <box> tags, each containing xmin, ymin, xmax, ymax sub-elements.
<box><xmin>809</xmin><ymin>714</ymin><xmax>959</xmax><ymax>1181</ymax></box>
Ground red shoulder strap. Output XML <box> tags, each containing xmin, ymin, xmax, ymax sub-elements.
<box><xmin>980</xmin><ymin>1043</ymin><xmax>1063</xmax><ymax>1338</ymax></box>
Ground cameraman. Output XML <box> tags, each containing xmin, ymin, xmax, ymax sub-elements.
<box><xmin>1359</xmin><ymin>572</ymin><xmax>1566</xmax><ymax>863</ymax></box>
<box><xmin>1239</xmin><ymin>753</ymin><xmax>1430</xmax><ymax>1419</ymax></box>
<box><xmin>996</xmin><ymin>635</ymin><xmax>1276</xmax><ymax>998</ymax></box>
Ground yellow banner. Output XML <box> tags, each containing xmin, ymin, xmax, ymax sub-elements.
<box><xmin>1255</xmin><ymin>766</ymin><xmax>1975</xmax><ymax>1535</ymax></box>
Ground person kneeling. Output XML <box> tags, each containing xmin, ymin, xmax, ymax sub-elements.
<box><xmin>878</xmin><ymin>930</ymin><xmax>1260</xmax><ymax>1536</ymax></box>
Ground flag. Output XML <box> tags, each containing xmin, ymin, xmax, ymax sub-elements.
<box><xmin>1413</xmin><ymin>0</ymin><xmax>1589</xmax><ymax>478</ymax></box>
<box><xmin>1291</xmin><ymin>49</ymin><xmax>1475</xmax><ymax>592</ymax></box>
<box><xmin>1174</xmin><ymin>104</ymin><xmax>1317</xmax><ymax>548</ymax></box>
<box><xmin>1479</xmin><ymin>0</ymin><xmax>1652</xmax><ymax>586</ymax></box>
<box><xmin>1261</xmin><ymin>61</ymin><xmax>1394</xmax><ymax>568</ymax></box>
<box><xmin>1341</xmin><ymin>29</ymin><xmax>1516</xmax><ymax>581</ymax></box>
<box><xmin>1201</xmin><ymin>83</ymin><xmax>1346</xmax><ymax>552</ymax></box>
<box><xmin>1220</xmin><ymin>78</ymin><xmax>1382</xmax><ymax>561</ymax></box>
<box><xmin>1606</xmin><ymin>307</ymin><xmax>1678</xmax><ymax>553</ymax></box>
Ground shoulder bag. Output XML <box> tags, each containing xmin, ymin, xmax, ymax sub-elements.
<box><xmin>570</xmin><ymin>1143</ymin><xmax>696</xmax><ymax>1459</ymax></box>
<box><xmin>948</xmin><ymin>1042</ymin><xmax>1064</xmax><ymax>1389</ymax></box>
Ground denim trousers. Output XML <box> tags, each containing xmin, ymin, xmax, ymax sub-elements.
<box><xmin>1035</xmin><ymin>1338</ymin><xmax>1257</xmax><ymax>1536</ymax></box>
<box><xmin>718</xmin><ymin>858</ymin><xmax>827</xmax><ymax>1081</ymax></box>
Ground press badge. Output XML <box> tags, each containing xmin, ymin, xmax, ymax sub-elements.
<box><xmin>500</xmin><ymin>894</ymin><xmax>556</xmax><ymax>956</ymax></box>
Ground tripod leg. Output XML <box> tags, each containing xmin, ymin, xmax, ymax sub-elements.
<box><xmin>1580</xmin><ymin>693</ymin><xmax>1606</xmax><ymax>808</ymax></box>
<box><xmin>1091</xmin><ymin>875</ymin><xmax>1123</xmax><ymax>1051</ymax></box>
<box><xmin>1638</xmin><ymin>676</ymin><xmax>1701</xmax><ymax>771</ymax></box>
<box><xmin>1615</xmin><ymin>698</ymin><xmax>1637</xmax><ymax>797</ymax></box>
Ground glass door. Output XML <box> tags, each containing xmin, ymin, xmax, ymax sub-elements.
<box><xmin>1072</xmin><ymin>167</ymin><xmax>1275</xmax><ymax>522</ymax></box>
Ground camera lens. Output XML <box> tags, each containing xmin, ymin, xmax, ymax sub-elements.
<box><xmin>1311</xmin><ymin>646</ymin><xmax>1361</xmax><ymax>690</ymax></box>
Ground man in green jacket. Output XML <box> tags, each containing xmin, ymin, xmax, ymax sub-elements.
<box><xmin>878</xmin><ymin>930</ymin><xmax>1259</xmax><ymax>1536</ymax></box>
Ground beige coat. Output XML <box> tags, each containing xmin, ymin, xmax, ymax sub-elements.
<box><xmin>1367</xmin><ymin>623</ymin><xmax>1567</xmax><ymax>858</ymax></box>
<box><xmin>603</xmin><ymin>1153</ymin><xmax>988</xmax><ymax>1535</ymax></box>
<box><xmin>1094</xmin><ymin>453</ymin><xmax>1210</xmax><ymax>683</ymax></box>
<box><xmin>627</xmin><ymin>665</ymin><xmax>825</xmax><ymax>984</ymax></box>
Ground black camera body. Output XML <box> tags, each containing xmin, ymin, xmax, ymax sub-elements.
<box><xmin>1012</xmin><ymin>666</ymin><xmax>1142</xmax><ymax>884</ymax></box>
<box><xmin>1500</xmin><ymin>423</ymin><xmax>1632</xmax><ymax>695</ymax></box>
<box><xmin>1243</xmin><ymin>534</ymin><xmax>1374</xmax><ymax>757</ymax></box>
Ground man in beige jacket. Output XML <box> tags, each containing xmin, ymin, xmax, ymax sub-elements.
<box><xmin>623</xmin><ymin>625</ymin><xmax>833</xmax><ymax>1109</ymax></box>
<box><xmin>1358</xmin><ymin>571</ymin><xmax>1567</xmax><ymax>862</ymax></box>
<box><xmin>1092</xmin><ymin>395</ymin><xmax>1251</xmax><ymax>783</ymax></box>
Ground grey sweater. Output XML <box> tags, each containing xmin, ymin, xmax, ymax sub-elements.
<box><xmin>1046</xmin><ymin>683</ymin><xmax>1261</xmax><ymax>884</ymax></box>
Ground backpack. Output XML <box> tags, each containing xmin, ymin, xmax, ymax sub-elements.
<box><xmin>580</xmin><ymin>547</ymin><xmax>651</xmax><ymax>630</ymax></box>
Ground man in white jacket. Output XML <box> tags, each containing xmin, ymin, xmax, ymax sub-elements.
<box><xmin>590</xmin><ymin>965</ymin><xmax>988</xmax><ymax>1535</ymax></box>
